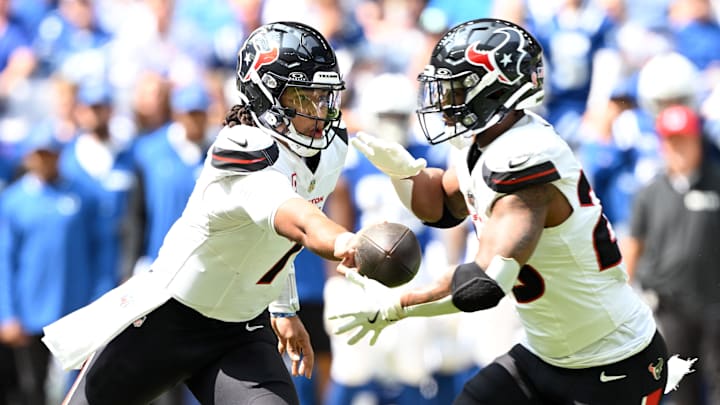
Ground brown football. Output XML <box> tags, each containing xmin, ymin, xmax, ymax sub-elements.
<box><xmin>354</xmin><ymin>222</ymin><xmax>422</xmax><ymax>288</ymax></box>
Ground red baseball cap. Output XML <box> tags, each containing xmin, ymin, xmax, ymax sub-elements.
<box><xmin>655</xmin><ymin>105</ymin><xmax>701</xmax><ymax>138</ymax></box>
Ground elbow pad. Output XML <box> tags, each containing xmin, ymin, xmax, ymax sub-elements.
<box><xmin>451</xmin><ymin>262</ymin><xmax>505</xmax><ymax>312</ymax></box>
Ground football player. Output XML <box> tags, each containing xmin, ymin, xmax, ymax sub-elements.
<box><xmin>43</xmin><ymin>21</ymin><xmax>359</xmax><ymax>405</ymax></box>
<box><xmin>332</xmin><ymin>18</ymin><xmax>693</xmax><ymax>405</ymax></box>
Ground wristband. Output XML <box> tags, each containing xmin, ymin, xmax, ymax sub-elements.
<box><xmin>270</xmin><ymin>312</ymin><xmax>297</xmax><ymax>318</ymax></box>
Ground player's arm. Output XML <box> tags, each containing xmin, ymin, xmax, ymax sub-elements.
<box><xmin>621</xmin><ymin>236</ymin><xmax>644</xmax><ymax>283</ymax></box>
<box><xmin>397</xmin><ymin>183</ymin><xmax>553</xmax><ymax>314</ymax></box>
<box><xmin>330</xmin><ymin>184</ymin><xmax>556</xmax><ymax>345</ymax></box>
<box><xmin>350</xmin><ymin>132</ymin><xmax>467</xmax><ymax>226</ymax></box>
<box><xmin>274</xmin><ymin>198</ymin><xmax>354</xmax><ymax>262</ymax></box>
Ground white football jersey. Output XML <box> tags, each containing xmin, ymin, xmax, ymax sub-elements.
<box><xmin>453</xmin><ymin>111</ymin><xmax>655</xmax><ymax>368</ymax></box>
<box><xmin>150</xmin><ymin>124</ymin><xmax>347</xmax><ymax>322</ymax></box>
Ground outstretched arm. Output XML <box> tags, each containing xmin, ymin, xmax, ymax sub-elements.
<box><xmin>274</xmin><ymin>198</ymin><xmax>355</xmax><ymax>262</ymax></box>
<box><xmin>331</xmin><ymin>183</ymin><xmax>558</xmax><ymax>345</ymax></box>
<box><xmin>405</xmin><ymin>182</ymin><xmax>554</xmax><ymax>309</ymax></box>
<box><xmin>350</xmin><ymin>132</ymin><xmax>467</xmax><ymax>224</ymax></box>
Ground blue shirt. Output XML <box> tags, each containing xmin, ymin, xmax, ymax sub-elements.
<box><xmin>33</xmin><ymin>10</ymin><xmax>111</xmax><ymax>74</ymax></box>
<box><xmin>532</xmin><ymin>9</ymin><xmax>616</xmax><ymax>110</ymax></box>
<box><xmin>132</xmin><ymin>124</ymin><xmax>205</xmax><ymax>259</ymax></box>
<box><xmin>0</xmin><ymin>20</ymin><xmax>31</xmax><ymax>71</ymax></box>
<box><xmin>673</xmin><ymin>20</ymin><xmax>720</xmax><ymax>71</ymax></box>
<box><xmin>59</xmin><ymin>136</ymin><xmax>136</xmax><ymax>292</ymax></box>
<box><xmin>294</xmin><ymin>248</ymin><xmax>327</xmax><ymax>302</ymax></box>
<box><xmin>0</xmin><ymin>175</ymin><xmax>98</xmax><ymax>333</ymax></box>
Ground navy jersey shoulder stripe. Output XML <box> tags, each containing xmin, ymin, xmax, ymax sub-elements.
<box><xmin>210</xmin><ymin>143</ymin><xmax>279</xmax><ymax>172</ymax></box>
<box><xmin>482</xmin><ymin>161</ymin><xmax>560</xmax><ymax>193</ymax></box>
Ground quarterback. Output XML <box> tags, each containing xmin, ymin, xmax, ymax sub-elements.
<box><xmin>42</xmin><ymin>21</ymin><xmax>357</xmax><ymax>405</ymax></box>
<box><xmin>333</xmin><ymin>18</ymin><xmax>693</xmax><ymax>405</ymax></box>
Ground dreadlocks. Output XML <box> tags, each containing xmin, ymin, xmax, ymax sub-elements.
<box><xmin>223</xmin><ymin>104</ymin><xmax>256</xmax><ymax>128</ymax></box>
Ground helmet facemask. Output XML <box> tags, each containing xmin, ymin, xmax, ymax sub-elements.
<box><xmin>253</xmin><ymin>77</ymin><xmax>343</xmax><ymax>157</ymax></box>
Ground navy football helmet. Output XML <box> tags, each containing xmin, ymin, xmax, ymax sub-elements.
<box><xmin>236</xmin><ymin>21</ymin><xmax>345</xmax><ymax>156</ymax></box>
<box><xmin>416</xmin><ymin>18</ymin><xmax>544</xmax><ymax>147</ymax></box>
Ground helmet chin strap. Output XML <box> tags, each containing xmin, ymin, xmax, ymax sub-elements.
<box><xmin>447</xmin><ymin>111</ymin><xmax>504</xmax><ymax>150</ymax></box>
<box><xmin>251</xmin><ymin>111</ymin><xmax>322</xmax><ymax>157</ymax></box>
<box><xmin>287</xmin><ymin>141</ymin><xmax>320</xmax><ymax>157</ymax></box>
<box><xmin>447</xmin><ymin>81</ymin><xmax>536</xmax><ymax>149</ymax></box>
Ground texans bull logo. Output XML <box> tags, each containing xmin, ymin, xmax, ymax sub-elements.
<box><xmin>464</xmin><ymin>27</ymin><xmax>527</xmax><ymax>85</ymax></box>
<box><xmin>242</xmin><ymin>34</ymin><xmax>279</xmax><ymax>81</ymax></box>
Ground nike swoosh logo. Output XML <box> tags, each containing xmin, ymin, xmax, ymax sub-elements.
<box><xmin>599</xmin><ymin>371</ymin><xmax>627</xmax><ymax>382</ymax></box>
<box><xmin>367</xmin><ymin>312</ymin><xmax>379</xmax><ymax>324</ymax></box>
<box><xmin>229</xmin><ymin>137</ymin><xmax>248</xmax><ymax>148</ymax></box>
<box><xmin>245</xmin><ymin>323</ymin><xmax>264</xmax><ymax>332</ymax></box>
<box><xmin>508</xmin><ymin>155</ymin><xmax>531</xmax><ymax>169</ymax></box>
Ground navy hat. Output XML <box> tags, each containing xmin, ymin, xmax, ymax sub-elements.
<box><xmin>78</xmin><ymin>80</ymin><xmax>113</xmax><ymax>106</ymax></box>
<box><xmin>171</xmin><ymin>83</ymin><xmax>210</xmax><ymax>113</ymax></box>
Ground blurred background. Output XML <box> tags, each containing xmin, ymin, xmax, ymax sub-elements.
<box><xmin>1</xmin><ymin>0</ymin><xmax>719</xmax><ymax>404</ymax></box>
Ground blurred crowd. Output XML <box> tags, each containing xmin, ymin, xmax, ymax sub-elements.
<box><xmin>1</xmin><ymin>0</ymin><xmax>719</xmax><ymax>404</ymax></box>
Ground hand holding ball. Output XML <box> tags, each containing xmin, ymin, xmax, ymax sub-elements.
<box><xmin>353</xmin><ymin>222</ymin><xmax>421</xmax><ymax>287</ymax></box>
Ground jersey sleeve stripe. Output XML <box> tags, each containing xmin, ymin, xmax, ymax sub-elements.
<box><xmin>482</xmin><ymin>161</ymin><xmax>561</xmax><ymax>193</ymax></box>
<box><xmin>211</xmin><ymin>144</ymin><xmax>279</xmax><ymax>172</ymax></box>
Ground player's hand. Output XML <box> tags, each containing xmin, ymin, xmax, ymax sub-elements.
<box><xmin>329</xmin><ymin>308</ymin><xmax>394</xmax><ymax>345</ymax></box>
<box><xmin>328</xmin><ymin>272</ymin><xmax>405</xmax><ymax>345</ymax></box>
<box><xmin>271</xmin><ymin>315</ymin><xmax>314</xmax><ymax>378</ymax></box>
<box><xmin>351</xmin><ymin>132</ymin><xmax>427</xmax><ymax>178</ymax></box>
<box><xmin>333</xmin><ymin>232</ymin><xmax>358</xmax><ymax>273</ymax></box>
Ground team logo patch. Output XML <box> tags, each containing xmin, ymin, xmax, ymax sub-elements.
<box><xmin>465</xmin><ymin>27</ymin><xmax>527</xmax><ymax>85</ymax></box>
<box><xmin>648</xmin><ymin>357</ymin><xmax>664</xmax><ymax>381</ymax></box>
<box><xmin>242</xmin><ymin>33</ymin><xmax>280</xmax><ymax>81</ymax></box>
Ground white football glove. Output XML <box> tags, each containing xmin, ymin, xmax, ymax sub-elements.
<box><xmin>351</xmin><ymin>132</ymin><xmax>427</xmax><ymax>179</ymax></box>
<box><xmin>328</xmin><ymin>271</ymin><xmax>405</xmax><ymax>345</ymax></box>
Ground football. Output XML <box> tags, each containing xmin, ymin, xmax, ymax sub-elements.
<box><xmin>354</xmin><ymin>222</ymin><xmax>422</xmax><ymax>288</ymax></box>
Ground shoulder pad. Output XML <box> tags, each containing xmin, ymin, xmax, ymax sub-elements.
<box><xmin>481</xmin><ymin>117</ymin><xmax>565</xmax><ymax>193</ymax></box>
<box><xmin>211</xmin><ymin>126</ymin><xmax>279</xmax><ymax>173</ymax></box>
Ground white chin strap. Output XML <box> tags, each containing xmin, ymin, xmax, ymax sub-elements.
<box><xmin>447</xmin><ymin>112</ymin><xmax>502</xmax><ymax>150</ymax></box>
<box><xmin>252</xmin><ymin>111</ymin><xmax>321</xmax><ymax>157</ymax></box>
<box><xmin>287</xmin><ymin>141</ymin><xmax>320</xmax><ymax>157</ymax></box>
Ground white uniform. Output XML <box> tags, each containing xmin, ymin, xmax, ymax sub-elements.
<box><xmin>453</xmin><ymin>111</ymin><xmax>656</xmax><ymax>368</ymax></box>
<box><xmin>158</xmin><ymin>124</ymin><xmax>347</xmax><ymax>322</ymax></box>
<box><xmin>42</xmin><ymin>124</ymin><xmax>348</xmax><ymax>370</ymax></box>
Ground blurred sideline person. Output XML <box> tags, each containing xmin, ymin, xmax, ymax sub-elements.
<box><xmin>58</xmin><ymin>78</ymin><xmax>137</xmax><ymax>295</ymax></box>
<box><xmin>131</xmin><ymin>81</ymin><xmax>212</xmax><ymax>276</ymax></box>
<box><xmin>624</xmin><ymin>105</ymin><xmax>720</xmax><ymax>405</ymax></box>
<box><xmin>332</xmin><ymin>18</ymin><xmax>692</xmax><ymax>404</ymax></box>
<box><xmin>0</xmin><ymin>132</ymin><xmax>98</xmax><ymax>405</ymax></box>
<box><xmin>325</xmin><ymin>72</ymin><xmax>476</xmax><ymax>404</ymax></box>
<box><xmin>41</xmin><ymin>21</ymin><xmax>361</xmax><ymax>405</ymax></box>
